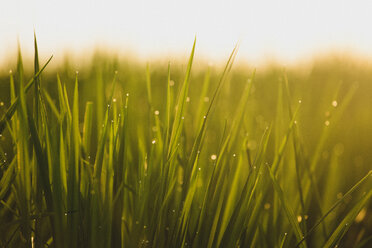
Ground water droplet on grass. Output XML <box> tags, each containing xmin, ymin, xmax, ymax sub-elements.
<box><xmin>169</xmin><ymin>80</ymin><xmax>175</xmax><ymax>86</ymax></box>
<box><xmin>297</xmin><ymin>215</ymin><xmax>302</xmax><ymax>223</ymax></box>
<box><xmin>332</xmin><ymin>100</ymin><xmax>338</xmax><ymax>107</ymax></box>
<box><xmin>154</xmin><ymin>110</ymin><xmax>159</xmax><ymax>115</ymax></box>
<box><xmin>113</xmin><ymin>98</ymin><xmax>117</xmax><ymax>103</ymax></box>
<box><xmin>198</xmin><ymin>167</ymin><xmax>201</xmax><ymax>171</ymax></box>
<box><xmin>0</xmin><ymin>102</ymin><xmax>4</xmax><ymax>106</ymax></box>
<box><xmin>152</xmin><ymin>139</ymin><xmax>156</xmax><ymax>144</ymax></box>
<box><xmin>204</xmin><ymin>97</ymin><xmax>209</xmax><ymax>102</ymax></box>
<box><xmin>211</xmin><ymin>154</ymin><xmax>217</xmax><ymax>160</ymax></box>
<box><xmin>325</xmin><ymin>120</ymin><xmax>330</xmax><ymax>126</ymax></box>
<box><xmin>298</xmin><ymin>99</ymin><xmax>302</xmax><ymax>104</ymax></box>
<box><xmin>186</xmin><ymin>97</ymin><xmax>190</xmax><ymax>102</ymax></box>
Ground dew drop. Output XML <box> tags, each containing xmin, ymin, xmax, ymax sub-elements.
<box><xmin>298</xmin><ymin>99</ymin><xmax>302</xmax><ymax>104</ymax></box>
<box><xmin>233</xmin><ymin>153</ymin><xmax>236</xmax><ymax>157</ymax></box>
<box><xmin>181</xmin><ymin>116</ymin><xmax>184</xmax><ymax>120</ymax></box>
<box><xmin>172</xmin><ymin>209</ymin><xmax>175</xmax><ymax>213</ymax></box>
<box><xmin>9</xmin><ymin>70</ymin><xmax>12</xmax><ymax>74</ymax></box>
<box><xmin>154</xmin><ymin>110</ymin><xmax>159</xmax><ymax>115</ymax></box>
<box><xmin>203</xmin><ymin>116</ymin><xmax>206</xmax><ymax>119</ymax></box>
<box><xmin>264</xmin><ymin>203</ymin><xmax>271</xmax><ymax>209</ymax></box>
<box><xmin>152</xmin><ymin>139</ymin><xmax>156</xmax><ymax>144</ymax></box>
<box><xmin>169</xmin><ymin>80</ymin><xmax>175</xmax><ymax>86</ymax></box>
<box><xmin>186</xmin><ymin>97</ymin><xmax>190</xmax><ymax>102</ymax></box>
<box><xmin>325</xmin><ymin>120</ymin><xmax>330</xmax><ymax>126</ymax></box>
<box><xmin>332</xmin><ymin>100</ymin><xmax>338</xmax><ymax>107</ymax></box>
<box><xmin>143</xmin><ymin>225</ymin><xmax>147</xmax><ymax>229</ymax></box>
<box><xmin>355</xmin><ymin>208</ymin><xmax>367</xmax><ymax>223</ymax></box>
<box><xmin>113</xmin><ymin>98</ymin><xmax>117</xmax><ymax>103</ymax></box>
<box><xmin>126</xmin><ymin>93</ymin><xmax>129</xmax><ymax>97</ymax></box>
<box><xmin>297</xmin><ymin>215</ymin><xmax>302</xmax><ymax>223</ymax></box>
<box><xmin>0</xmin><ymin>102</ymin><xmax>4</xmax><ymax>106</ymax></box>
<box><xmin>204</xmin><ymin>97</ymin><xmax>209</xmax><ymax>102</ymax></box>
<box><xmin>211</xmin><ymin>154</ymin><xmax>217</xmax><ymax>160</ymax></box>
<box><xmin>198</xmin><ymin>167</ymin><xmax>201</xmax><ymax>171</ymax></box>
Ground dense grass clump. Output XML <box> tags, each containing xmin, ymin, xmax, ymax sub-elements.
<box><xmin>1</xmin><ymin>38</ymin><xmax>372</xmax><ymax>247</ymax></box>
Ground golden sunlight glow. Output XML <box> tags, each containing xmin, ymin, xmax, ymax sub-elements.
<box><xmin>1</xmin><ymin>0</ymin><xmax>372</xmax><ymax>63</ymax></box>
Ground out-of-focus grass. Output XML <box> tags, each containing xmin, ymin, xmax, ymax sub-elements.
<box><xmin>0</xmin><ymin>38</ymin><xmax>372</xmax><ymax>247</ymax></box>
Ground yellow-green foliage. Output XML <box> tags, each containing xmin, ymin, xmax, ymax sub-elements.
<box><xmin>0</xmin><ymin>38</ymin><xmax>372</xmax><ymax>247</ymax></box>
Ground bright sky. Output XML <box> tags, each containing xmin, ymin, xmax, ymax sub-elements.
<box><xmin>1</xmin><ymin>0</ymin><xmax>372</xmax><ymax>64</ymax></box>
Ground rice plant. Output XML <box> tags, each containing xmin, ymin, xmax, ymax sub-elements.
<box><xmin>0</xmin><ymin>36</ymin><xmax>371</xmax><ymax>247</ymax></box>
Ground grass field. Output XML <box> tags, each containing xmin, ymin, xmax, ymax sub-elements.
<box><xmin>1</xmin><ymin>38</ymin><xmax>372</xmax><ymax>247</ymax></box>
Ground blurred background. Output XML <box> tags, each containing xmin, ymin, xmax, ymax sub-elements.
<box><xmin>2</xmin><ymin>0</ymin><xmax>372</xmax><ymax>65</ymax></box>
